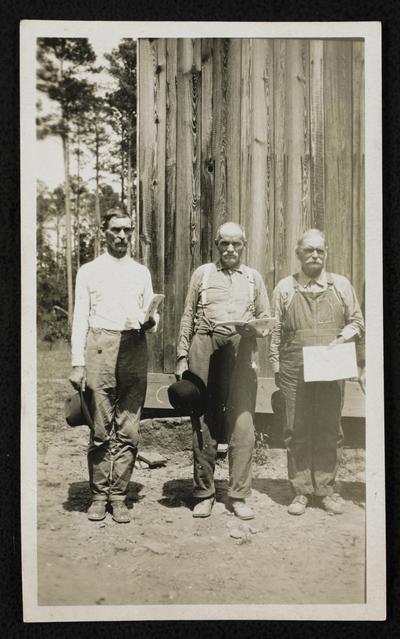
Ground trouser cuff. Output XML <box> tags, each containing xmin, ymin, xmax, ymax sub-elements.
<box><xmin>108</xmin><ymin>495</ymin><xmax>127</xmax><ymax>502</ymax></box>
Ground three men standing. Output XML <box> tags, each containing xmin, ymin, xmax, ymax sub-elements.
<box><xmin>69</xmin><ymin>208</ymin><xmax>158</xmax><ymax>523</ymax></box>
<box><xmin>175</xmin><ymin>222</ymin><xmax>271</xmax><ymax>520</ymax></box>
<box><xmin>270</xmin><ymin>229</ymin><xmax>365</xmax><ymax>515</ymax></box>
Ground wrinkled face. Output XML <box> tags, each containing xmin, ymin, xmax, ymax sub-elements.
<box><xmin>104</xmin><ymin>216</ymin><xmax>133</xmax><ymax>258</ymax></box>
<box><xmin>296</xmin><ymin>234</ymin><xmax>327</xmax><ymax>278</ymax></box>
<box><xmin>216</xmin><ymin>227</ymin><xmax>246</xmax><ymax>270</ymax></box>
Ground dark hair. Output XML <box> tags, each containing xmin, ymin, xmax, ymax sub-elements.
<box><xmin>101</xmin><ymin>207</ymin><xmax>131</xmax><ymax>231</ymax></box>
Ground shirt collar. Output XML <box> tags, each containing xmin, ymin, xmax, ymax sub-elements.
<box><xmin>104</xmin><ymin>250</ymin><xmax>130</xmax><ymax>264</ymax></box>
<box><xmin>216</xmin><ymin>260</ymin><xmax>244</xmax><ymax>273</ymax></box>
<box><xmin>298</xmin><ymin>269</ymin><xmax>327</xmax><ymax>288</ymax></box>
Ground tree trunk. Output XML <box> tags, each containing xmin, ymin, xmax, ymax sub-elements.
<box><xmin>127</xmin><ymin>134</ymin><xmax>132</xmax><ymax>217</ymax></box>
<box><xmin>76</xmin><ymin>130</ymin><xmax>81</xmax><ymax>270</ymax></box>
<box><xmin>62</xmin><ymin>132</ymin><xmax>74</xmax><ymax>325</ymax></box>
<box><xmin>120</xmin><ymin>134</ymin><xmax>125</xmax><ymax>206</ymax></box>
<box><xmin>94</xmin><ymin>124</ymin><xmax>101</xmax><ymax>257</ymax></box>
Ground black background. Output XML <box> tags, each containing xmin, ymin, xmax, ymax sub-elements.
<box><xmin>1</xmin><ymin>1</ymin><xmax>398</xmax><ymax>637</ymax></box>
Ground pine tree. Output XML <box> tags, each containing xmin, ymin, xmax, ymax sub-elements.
<box><xmin>105</xmin><ymin>39</ymin><xmax>137</xmax><ymax>221</ymax></box>
<box><xmin>36</xmin><ymin>38</ymin><xmax>96</xmax><ymax>323</ymax></box>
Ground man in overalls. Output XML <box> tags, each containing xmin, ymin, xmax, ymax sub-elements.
<box><xmin>175</xmin><ymin>222</ymin><xmax>271</xmax><ymax>519</ymax></box>
<box><xmin>270</xmin><ymin>229</ymin><xmax>365</xmax><ymax>515</ymax></box>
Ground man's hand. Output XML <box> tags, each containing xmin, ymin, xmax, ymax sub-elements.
<box><xmin>175</xmin><ymin>357</ymin><xmax>188</xmax><ymax>380</ymax></box>
<box><xmin>236</xmin><ymin>324</ymin><xmax>263</xmax><ymax>339</ymax></box>
<box><xmin>327</xmin><ymin>335</ymin><xmax>346</xmax><ymax>349</ymax></box>
<box><xmin>358</xmin><ymin>366</ymin><xmax>366</xmax><ymax>394</ymax></box>
<box><xmin>141</xmin><ymin>316</ymin><xmax>156</xmax><ymax>332</ymax></box>
<box><xmin>69</xmin><ymin>366</ymin><xmax>86</xmax><ymax>391</ymax></box>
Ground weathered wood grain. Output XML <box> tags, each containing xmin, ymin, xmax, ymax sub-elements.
<box><xmin>175</xmin><ymin>39</ymin><xmax>202</xmax><ymax>344</ymax></box>
<box><xmin>226</xmin><ymin>38</ymin><xmax>242</xmax><ymax>224</ymax></box>
<box><xmin>138</xmin><ymin>36</ymin><xmax>365</xmax><ymax>404</ymax></box>
<box><xmin>352</xmin><ymin>41</ymin><xmax>365</xmax><ymax>309</ymax></box>
<box><xmin>163</xmin><ymin>39</ymin><xmax>178</xmax><ymax>372</ymax></box>
<box><xmin>310</xmin><ymin>40</ymin><xmax>325</xmax><ymax>230</ymax></box>
<box><xmin>200</xmin><ymin>39</ymin><xmax>214</xmax><ymax>264</ymax></box>
<box><xmin>211</xmin><ymin>39</ymin><xmax>228</xmax><ymax>256</ymax></box>
<box><xmin>239</xmin><ymin>39</ymin><xmax>252</xmax><ymax>240</ymax></box>
<box><xmin>324</xmin><ymin>40</ymin><xmax>353</xmax><ymax>280</ymax></box>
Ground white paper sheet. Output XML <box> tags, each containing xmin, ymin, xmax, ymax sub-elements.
<box><xmin>303</xmin><ymin>342</ymin><xmax>358</xmax><ymax>382</ymax></box>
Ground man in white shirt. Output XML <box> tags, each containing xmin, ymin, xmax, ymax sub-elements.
<box><xmin>270</xmin><ymin>229</ymin><xmax>365</xmax><ymax>516</ymax></box>
<box><xmin>69</xmin><ymin>208</ymin><xmax>158</xmax><ymax>523</ymax></box>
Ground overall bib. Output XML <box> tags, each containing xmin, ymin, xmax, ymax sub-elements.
<box><xmin>279</xmin><ymin>275</ymin><xmax>346</xmax><ymax>497</ymax></box>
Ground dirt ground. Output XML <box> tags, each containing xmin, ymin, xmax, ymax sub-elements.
<box><xmin>37</xmin><ymin>344</ymin><xmax>366</xmax><ymax>606</ymax></box>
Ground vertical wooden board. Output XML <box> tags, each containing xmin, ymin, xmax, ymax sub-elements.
<box><xmin>273</xmin><ymin>40</ymin><xmax>288</xmax><ymax>283</ymax></box>
<box><xmin>352</xmin><ymin>41</ymin><xmax>365</xmax><ymax>309</ymax></box>
<box><xmin>140</xmin><ymin>39</ymin><xmax>167</xmax><ymax>373</ymax></box>
<box><xmin>163</xmin><ymin>39</ymin><xmax>178</xmax><ymax>372</ymax></box>
<box><xmin>248</xmin><ymin>39</ymin><xmax>275</xmax><ymax>376</ymax></box>
<box><xmin>175</xmin><ymin>39</ymin><xmax>202</xmax><ymax>338</ymax></box>
<box><xmin>323</xmin><ymin>40</ymin><xmax>353</xmax><ymax>280</ymax></box>
<box><xmin>200</xmin><ymin>38</ymin><xmax>214</xmax><ymax>264</ymax></box>
<box><xmin>138</xmin><ymin>39</ymin><xmax>155</xmax><ymax>269</ymax></box>
<box><xmin>274</xmin><ymin>40</ymin><xmax>311</xmax><ymax>283</ymax></box>
<box><xmin>226</xmin><ymin>38</ymin><xmax>241</xmax><ymax>224</ymax></box>
<box><xmin>239</xmin><ymin>39</ymin><xmax>252</xmax><ymax>243</ymax></box>
<box><xmin>211</xmin><ymin>39</ymin><xmax>228</xmax><ymax>256</ymax></box>
<box><xmin>310</xmin><ymin>40</ymin><xmax>325</xmax><ymax>230</ymax></box>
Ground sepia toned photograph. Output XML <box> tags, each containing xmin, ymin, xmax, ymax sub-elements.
<box><xmin>20</xmin><ymin>21</ymin><xmax>384</xmax><ymax>621</ymax></box>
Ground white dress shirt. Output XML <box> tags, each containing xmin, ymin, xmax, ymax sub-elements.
<box><xmin>71</xmin><ymin>252</ymin><xmax>158</xmax><ymax>366</ymax></box>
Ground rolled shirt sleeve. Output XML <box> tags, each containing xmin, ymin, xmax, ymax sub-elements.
<box><xmin>176</xmin><ymin>267</ymin><xmax>203</xmax><ymax>361</ymax></box>
<box><xmin>334</xmin><ymin>275</ymin><xmax>365</xmax><ymax>342</ymax></box>
<box><xmin>142</xmin><ymin>267</ymin><xmax>160</xmax><ymax>333</ymax></box>
<box><xmin>253</xmin><ymin>270</ymin><xmax>271</xmax><ymax>319</ymax></box>
<box><xmin>71</xmin><ymin>266</ymin><xmax>90</xmax><ymax>367</ymax></box>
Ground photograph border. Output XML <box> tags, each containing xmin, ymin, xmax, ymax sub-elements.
<box><xmin>20</xmin><ymin>19</ymin><xmax>384</xmax><ymax>622</ymax></box>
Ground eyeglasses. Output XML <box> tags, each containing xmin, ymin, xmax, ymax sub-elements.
<box><xmin>108</xmin><ymin>227</ymin><xmax>133</xmax><ymax>235</ymax></box>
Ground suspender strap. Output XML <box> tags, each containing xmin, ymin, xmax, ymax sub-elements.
<box><xmin>200</xmin><ymin>263</ymin><xmax>215</xmax><ymax>306</ymax></box>
<box><xmin>200</xmin><ymin>263</ymin><xmax>255</xmax><ymax>310</ymax></box>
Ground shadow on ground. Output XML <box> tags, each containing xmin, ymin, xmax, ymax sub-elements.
<box><xmin>159</xmin><ymin>477</ymin><xmax>366</xmax><ymax>511</ymax></box>
<box><xmin>159</xmin><ymin>478</ymin><xmax>229</xmax><ymax>510</ymax></box>
<box><xmin>62</xmin><ymin>481</ymin><xmax>144</xmax><ymax>512</ymax></box>
<box><xmin>252</xmin><ymin>477</ymin><xmax>366</xmax><ymax>507</ymax></box>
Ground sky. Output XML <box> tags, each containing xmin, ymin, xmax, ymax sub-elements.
<box><xmin>36</xmin><ymin>35</ymin><xmax>132</xmax><ymax>191</ymax></box>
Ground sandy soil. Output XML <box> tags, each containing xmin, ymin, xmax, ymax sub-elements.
<box><xmin>37</xmin><ymin>345</ymin><xmax>366</xmax><ymax>607</ymax></box>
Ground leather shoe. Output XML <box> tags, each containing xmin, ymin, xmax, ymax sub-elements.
<box><xmin>110</xmin><ymin>501</ymin><xmax>131</xmax><ymax>523</ymax></box>
<box><xmin>321</xmin><ymin>493</ymin><xmax>344</xmax><ymax>515</ymax></box>
<box><xmin>87</xmin><ymin>501</ymin><xmax>107</xmax><ymax>521</ymax></box>
<box><xmin>192</xmin><ymin>497</ymin><xmax>215</xmax><ymax>518</ymax></box>
<box><xmin>288</xmin><ymin>495</ymin><xmax>308</xmax><ymax>515</ymax></box>
<box><xmin>230</xmin><ymin>499</ymin><xmax>255</xmax><ymax>520</ymax></box>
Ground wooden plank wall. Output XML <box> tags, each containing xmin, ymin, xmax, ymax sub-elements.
<box><xmin>138</xmin><ymin>38</ymin><xmax>365</xmax><ymax>376</ymax></box>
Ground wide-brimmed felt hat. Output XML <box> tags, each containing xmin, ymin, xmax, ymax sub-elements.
<box><xmin>65</xmin><ymin>388</ymin><xmax>94</xmax><ymax>428</ymax></box>
<box><xmin>168</xmin><ymin>370</ymin><xmax>207</xmax><ymax>417</ymax></box>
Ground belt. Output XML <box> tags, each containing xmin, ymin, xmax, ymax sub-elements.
<box><xmin>90</xmin><ymin>327</ymin><xmax>142</xmax><ymax>335</ymax></box>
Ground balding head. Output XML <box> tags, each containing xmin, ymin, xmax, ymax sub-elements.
<box><xmin>215</xmin><ymin>221</ymin><xmax>247</xmax><ymax>270</ymax></box>
<box><xmin>215</xmin><ymin>222</ymin><xmax>246</xmax><ymax>243</ymax></box>
<box><xmin>297</xmin><ymin>228</ymin><xmax>326</xmax><ymax>251</ymax></box>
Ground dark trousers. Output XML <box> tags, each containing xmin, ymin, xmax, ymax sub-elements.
<box><xmin>280</xmin><ymin>362</ymin><xmax>344</xmax><ymax>497</ymax></box>
<box><xmin>188</xmin><ymin>332</ymin><xmax>257</xmax><ymax>500</ymax></box>
<box><xmin>85</xmin><ymin>328</ymin><xmax>148</xmax><ymax>502</ymax></box>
